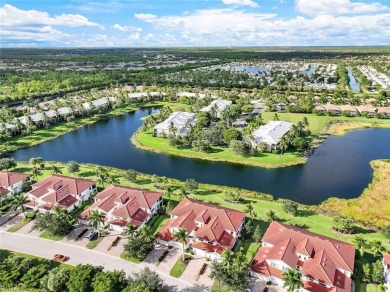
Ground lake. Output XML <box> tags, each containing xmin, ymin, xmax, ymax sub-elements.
<box><xmin>347</xmin><ymin>66</ymin><xmax>361</xmax><ymax>92</ymax></box>
<box><xmin>10</xmin><ymin>108</ymin><xmax>390</xmax><ymax>205</ymax></box>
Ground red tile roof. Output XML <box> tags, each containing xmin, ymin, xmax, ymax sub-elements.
<box><xmin>251</xmin><ymin>222</ymin><xmax>355</xmax><ymax>291</ymax></box>
<box><xmin>170</xmin><ymin>198</ymin><xmax>246</xmax><ymax>232</ymax></box>
<box><xmin>384</xmin><ymin>253</ymin><xmax>390</xmax><ymax>269</ymax></box>
<box><xmin>80</xmin><ymin>185</ymin><xmax>161</xmax><ymax>226</ymax></box>
<box><xmin>262</xmin><ymin>222</ymin><xmax>355</xmax><ymax>272</ymax></box>
<box><xmin>95</xmin><ymin>185</ymin><xmax>161</xmax><ymax>209</ymax></box>
<box><xmin>156</xmin><ymin>198</ymin><xmax>245</xmax><ymax>253</ymax></box>
<box><xmin>57</xmin><ymin>194</ymin><xmax>78</xmax><ymax>208</ymax></box>
<box><xmin>0</xmin><ymin>187</ymin><xmax>10</xmax><ymax>195</ymax></box>
<box><xmin>0</xmin><ymin>171</ymin><xmax>29</xmax><ymax>187</ymax></box>
<box><xmin>31</xmin><ymin>175</ymin><xmax>95</xmax><ymax>198</ymax></box>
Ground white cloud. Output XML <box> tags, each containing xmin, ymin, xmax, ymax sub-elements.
<box><xmin>128</xmin><ymin>32</ymin><xmax>141</xmax><ymax>41</ymax></box>
<box><xmin>134</xmin><ymin>8</ymin><xmax>390</xmax><ymax>46</ymax></box>
<box><xmin>113</xmin><ymin>24</ymin><xmax>142</xmax><ymax>32</ymax></box>
<box><xmin>134</xmin><ymin>13</ymin><xmax>157</xmax><ymax>21</ymax></box>
<box><xmin>221</xmin><ymin>0</ymin><xmax>259</xmax><ymax>8</ymax></box>
<box><xmin>0</xmin><ymin>4</ymin><xmax>104</xmax><ymax>29</ymax></box>
<box><xmin>296</xmin><ymin>0</ymin><xmax>388</xmax><ymax>15</ymax></box>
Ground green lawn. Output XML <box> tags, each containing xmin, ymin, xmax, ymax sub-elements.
<box><xmin>120</xmin><ymin>250</ymin><xmax>141</xmax><ymax>264</ymax></box>
<box><xmin>137</xmin><ymin>130</ymin><xmax>304</xmax><ymax>168</ymax></box>
<box><xmin>11</xmin><ymin>162</ymin><xmax>390</xmax><ymax>263</ymax></box>
<box><xmin>86</xmin><ymin>237</ymin><xmax>103</xmax><ymax>249</ymax></box>
<box><xmin>39</xmin><ymin>230</ymin><xmax>65</xmax><ymax>241</ymax></box>
<box><xmin>150</xmin><ymin>214</ymin><xmax>170</xmax><ymax>236</ymax></box>
<box><xmin>0</xmin><ymin>249</ymin><xmax>74</xmax><ymax>270</ymax></box>
<box><xmin>7</xmin><ymin>219</ymin><xmax>29</xmax><ymax>233</ymax></box>
<box><xmin>136</xmin><ymin>112</ymin><xmax>390</xmax><ymax>168</ymax></box>
<box><xmin>358</xmin><ymin>284</ymin><xmax>380</xmax><ymax>292</ymax></box>
<box><xmin>170</xmin><ymin>258</ymin><xmax>187</xmax><ymax>277</ymax></box>
<box><xmin>0</xmin><ymin>101</ymin><xmax>183</xmax><ymax>155</ymax></box>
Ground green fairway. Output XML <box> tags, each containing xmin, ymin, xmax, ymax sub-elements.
<box><xmin>10</xmin><ymin>161</ymin><xmax>390</xmax><ymax>263</ymax></box>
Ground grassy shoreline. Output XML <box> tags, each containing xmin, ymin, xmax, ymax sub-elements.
<box><xmin>0</xmin><ymin>101</ymin><xmax>179</xmax><ymax>156</ymax></box>
<box><xmin>132</xmin><ymin>129</ymin><xmax>307</xmax><ymax>169</ymax></box>
<box><xmin>9</xmin><ymin>161</ymin><xmax>390</xmax><ymax>254</ymax></box>
<box><xmin>132</xmin><ymin>112</ymin><xmax>390</xmax><ymax>168</ymax></box>
<box><xmin>320</xmin><ymin>159</ymin><xmax>390</xmax><ymax>227</ymax></box>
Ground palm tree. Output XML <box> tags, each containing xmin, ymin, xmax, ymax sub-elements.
<box><xmin>278</xmin><ymin>136</ymin><xmax>290</xmax><ymax>154</ymax></box>
<box><xmin>10</xmin><ymin>193</ymin><xmax>27</xmax><ymax>213</ymax></box>
<box><xmin>371</xmin><ymin>240</ymin><xmax>386</xmax><ymax>257</ymax></box>
<box><xmin>302</xmin><ymin>117</ymin><xmax>309</xmax><ymax>128</ymax></box>
<box><xmin>51</xmin><ymin>165</ymin><xmax>62</xmax><ymax>175</ymax></box>
<box><xmin>174</xmin><ymin>228</ymin><xmax>189</xmax><ymax>261</ymax></box>
<box><xmin>168</xmin><ymin>122</ymin><xmax>177</xmax><ymax>137</ymax></box>
<box><xmin>97</xmin><ymin>173</ymin><xmax>108</xmax><ymax>188</ymax></box>
<box><xmin>31</xmin><ymin>168</ymin><xmax>42</xmax><ymax>181</ymax></box>
<box><xmin>87</xmin><ymin>210</ymin><xmax>106</xmax><ymax>231</ymax></box>
<box><xmin>245</xmin><ymin>203</ymin><xmax>257</xmax><ymax>220</ymax></box>
<box><xmin>179</xmin><ymin>188</ymin><xmax>190</xmax><ymax>200</ymax></box>
<box><xmin>273</xmin><ymin>113</ymin><xmax>280</xmax><ymax>121</ymax></box>
<box><xmin>282</xmin><ymin>269</ymin><xmax>302</xmax><ymax>292</ymax></box>
<box><xmin>352</xmin><ymin>235</ymin><xmax>367</xmax><ymax>257</ymax></box>
<box><xmin>123</xmin><ymin>224</ymin><xmax>138</xmax><ymax>237</ymax></box>
<box><xmin>265</xmin><ymin>210</ymin><xmax>277</xmax><ymax>222</ymax></box>
<box><xmin>107</xmin><ymin>175</ymin><xmax>119</xmax><ymax>186</ymax></box>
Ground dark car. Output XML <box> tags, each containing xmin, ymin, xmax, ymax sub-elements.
<box><xmin>86</xmin><ymin>230</ymin><xmax>98</xmax><ymax>241</ymax></box>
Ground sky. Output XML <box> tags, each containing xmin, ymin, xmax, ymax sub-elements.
<box><xmin>1</xmin><ymin>0</ymin><xmax>390</xmax><ymax>47</ymax></box>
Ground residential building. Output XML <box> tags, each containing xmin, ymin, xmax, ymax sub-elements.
<box><xmin>156</xmin><ymin>198</ymin><xmax>246</xmax><ymax>261</ymax></box>
<box><xmin>250</xmin><ymin>221</ymin><xmax>355</xmax><ymax>292</ymax></box>
<box><xmin>383</xmin><ymin>253</ymin><xmax>390</xmax><ymax>289</ymax></box>
<box><xmin>339</xmin><ymin>105</ymin><xmax>359</xmax><ymax>117</ymax></box>
<box><xmin>24</xmin><ymin>175</ymin><xmax>96</xmax><ymax>212</ymax></box>
<box><xmin>153</xmin><ymin>111</ymin><xmax>197</xmax><ymax>137</ymax></box>
<box><xmin>356</xmin><ymin>105</ymin><xmax>377</xmax><ymax>117</ymax></box>
<box><xmin>0</xmin><ymin>171</ymin><xmax>29</xmax><ymax>196</ymax></box>
<box><xmin>378</xmin><ymin>107</ymin><xmax>390</xmax><ymax>118</ymax></box>
<box><xmin>200</xmin><ymin>99</ymin><xmax>232</xmax><ymax>118</ymax></box>
<box><xmin>251</xmin><ymin>121</ymin><xmax>293</xmax><ymax>150</ymax></box>
<box><xmin>79</xmin><ymin>185</ymin><xmax>162</xmax><ymax>231</ymax></box>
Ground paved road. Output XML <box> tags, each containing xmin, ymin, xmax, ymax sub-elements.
<box><xmin>0</xmin><ymin>231</ymin><xmax>206</xmax><ymax>292</ymax></box>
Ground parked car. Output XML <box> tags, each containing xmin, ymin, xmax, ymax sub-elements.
<box><xmin>53</xmin><ymin>254</ymin><xmax>68</xmax><ymax>262</ymax></box>
<box><xmin>86</xmin><ymin>230</ymin><xmax>98</xmax><ymax>241</ymax></box>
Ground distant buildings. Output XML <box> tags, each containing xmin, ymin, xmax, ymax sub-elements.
<box><xmin>153</xmin><ymin>111</ymin><xmax>197</xmax><ymax>137</ymax></box>
<box><xmin>25</xmin><ymin>175</ymin><xmax>96</xmax><ymax>212</ymax></box>
<box><xmin>156</xmin><ymin>198</ymin><xmax>245</xmax><ymax>261</ymax></box>
<box><xmin>251</xmin><ymin>121</ymin><xmax>293</xmax><ymax>150</ymax></box>
<box><xmin>79</xmin><ymin>185</ymin><xmax>162</xmax><ymax>231</ymax></box>
<box><xmin>250</xmin><ymin>221</ymin><xmax>355</xmax><ymax>292</ymax></box>
<box><xmin>0</xmin><ymin>171</ymin><xmax>29</xmax><ymax>196</ymax></box>
<box><xmin>200</xmin><ymin>100</ymin><xmax>232</xmax><ymax>118</ymax></box>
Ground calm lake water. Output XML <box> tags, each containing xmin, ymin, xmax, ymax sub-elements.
<box><xmin>10</xmin><ymin>108</ymin><xmax>390</xmax><ymax>205</ymax></box>
<box><xmin>301</xmin><ymin>65</ymin><xmax>317</xmax><ymax>76</ymax></box>
<box><xmin>347</xmin><ymin>66</ymin><xmax>360</xmax><ymax>92</ymax></box>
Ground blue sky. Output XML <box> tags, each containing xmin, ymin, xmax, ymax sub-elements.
<box><xmin>1</xmin><ymin>0</ymin><xmax>389</xmax><ymax>47</ymax></box>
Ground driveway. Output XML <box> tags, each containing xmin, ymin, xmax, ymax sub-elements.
<box><xmin>0</xmin><ymin>231</ymin><xmax>199</xmax><ymax>292</ymax></box>
<box><xmin>180</xmin><ymin>255</ymin><xmax>213</xmax><ymax>290</ymax></box>
<box><xmin>154</xmin><ymin>246</ymin><xmax>182</xmax><ymax>274</ymax></box>
<box><xmin>94</xmin><ymin>231</ymin><xmax>123</xmax><ymax>256</ymax></box>
<box><xmin>16</xmin><ymin>219</ymin><xmax>42</xmax><ymax>237</ymax></box>
<box><xmin>248</xmin><ymin>277</ymin><xmax>285</xmax><ymax>292</ymax></box>
<box><xmin>62</xmin><ymin>225</ymin><xmax>90</xmax><ymax>247</ymax></box>
<box><xmin>0</xmin><ymin>212</ymin><xmax>23</xmax><ymax>231</ymax></box>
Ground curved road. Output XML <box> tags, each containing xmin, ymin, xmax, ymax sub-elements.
<box><xmin>0</xmin><ymin>231</ymin><xmax>203</xmax><ymax>292</ymax></box>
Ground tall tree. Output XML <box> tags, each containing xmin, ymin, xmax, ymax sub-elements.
<box><xmin>87</xmin><ymin>210</ymin><xmax>106</xmax><ymax>231</ymax></box>
<box><xmin>282</xmin><ymin>269</ymin><xmax>302</xmax><ymax>292</ymax></box>
<box><xmin>173</xmin><ymin>228</ymin><xmax>189</xmax><ymax>261</ymax></box>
